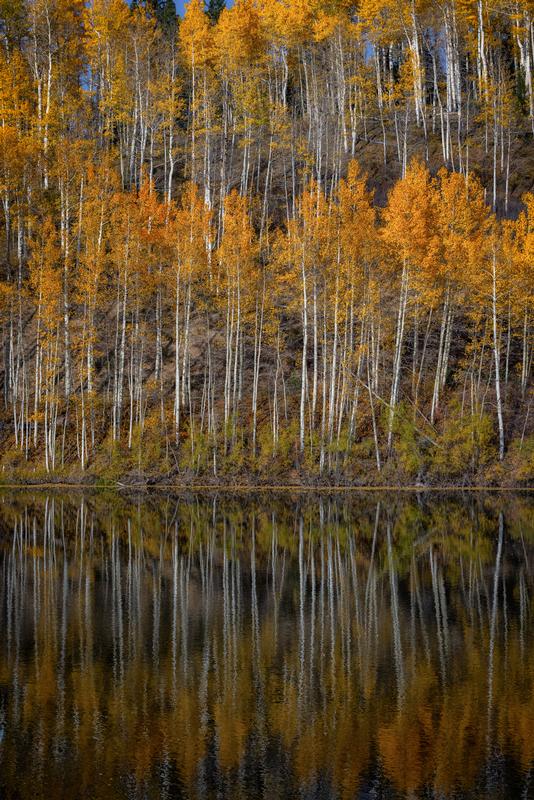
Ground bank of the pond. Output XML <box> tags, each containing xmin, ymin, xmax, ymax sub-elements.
<box><xmin>0</xmin><ymin>476</ymin><xmax>532</xmax><ymax>493</ymax></box>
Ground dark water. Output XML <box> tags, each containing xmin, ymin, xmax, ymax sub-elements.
<box><xmin>0</xmin><ymin>491</ymin><xmax>533</xmax><ymax>800</ymax></box>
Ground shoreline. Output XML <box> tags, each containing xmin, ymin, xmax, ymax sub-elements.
<box><xmin>0</xmin><ymin>482</ymin><xmax>532</xmax><ymax>493</ymax></box>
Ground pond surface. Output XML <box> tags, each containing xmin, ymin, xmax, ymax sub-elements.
<box><xmin>0</xmin><ymin>491</ymin><xmax>533</xmax><ymax>799</ymax></box>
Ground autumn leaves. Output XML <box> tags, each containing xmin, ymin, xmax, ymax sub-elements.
<box><xmin>11</xmin><ymin>152</ymin><xmax>533</xmax><ymax>481</ymax></box>
<box><xmin>0</xmin><ymin>0</ymin><xmax>532</xmax><ymax>481</ymax></box>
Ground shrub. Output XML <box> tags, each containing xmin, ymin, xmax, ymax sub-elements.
<box><xmin>431</xmin><ymin>400</ymin><xmax>495</xmax><ymax>480</ymax></box>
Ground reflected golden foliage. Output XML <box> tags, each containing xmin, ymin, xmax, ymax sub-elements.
<box><xmin>0</xmin><ymin>492</ymin><xmax>532</xmax><ymax>799</ymax></box>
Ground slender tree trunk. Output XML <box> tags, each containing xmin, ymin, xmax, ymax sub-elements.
<box><xmin>491</xmin><ymin>250</ymin><xmax>505</xmax><ymax>460</ymax></box>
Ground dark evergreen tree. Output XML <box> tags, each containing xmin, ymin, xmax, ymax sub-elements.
<box><xmin>130</xmin><ymin>0</ymin><xmax>177</xmax><ymax>37</ymax></box>
<box><xmin>158</xmin><ymin>0</ymin><xmax>177</xmax><ymax>35</ymax></box>
<box><xmin>206</xmin><ymin>0</ymin><xmax>225</xmax><ymax>23</ymax></box>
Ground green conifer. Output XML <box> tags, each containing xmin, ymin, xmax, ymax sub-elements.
<box><xmin>206</xmin><ymin>0</ymin><xmax>225</xmax><ymax>23</ymax></box>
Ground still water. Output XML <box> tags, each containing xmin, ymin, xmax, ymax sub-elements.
<box><xmin>0</xmin><ymin>491</ymin><xmax>533</xmax><ymax>799</ymax></box>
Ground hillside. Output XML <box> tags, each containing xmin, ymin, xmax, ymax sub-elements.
<box><xmin>0</xmin><ymin>0</ymin><xmax>533</xmax><ymax>486</ymax></box>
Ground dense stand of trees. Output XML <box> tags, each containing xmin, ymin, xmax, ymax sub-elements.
<box><xmin>0</xmin><ymin>0</ymin><xmax>532</xmax><ymax>482</ymax></box>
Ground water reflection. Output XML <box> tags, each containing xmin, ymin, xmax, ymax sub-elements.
<box><xmin>0</xmin><ymin>491</ymin><xmax>533</xmax><ymax>799</ymax></box>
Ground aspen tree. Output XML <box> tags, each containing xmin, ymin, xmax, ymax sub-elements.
<box><xmin>179</xmin><ymin>0</ymin><xmax>214</xmax><ymax>185</ymax></box>
<box><xmin>429</xmin><ymin>170</ymin><xmax>489</xmax><ymax>422</ymax></box>
<box><xmin>334</xmin><ymin>161</ymin><xmax>378</xmax><ymax>451</ymax></box>
<box><xmin>216</xmin><ymin>189</ymin><xmax>259</xmax><ymax>450</ymax></box>
<box><xmin>27</xmin><ymin>217</ymin><xmax>62</xmax><ymax>470</ymax></box>
<box><xmin>171</xmin><ymin>181</ymin><xmax>211</xmax><ymax>443</ymax></box>
<box><xmin>511</xmin><ymin>194</ymin><xmax>534</xmax><ymax>399</ymax></box>
<box><xmin>75</xmin><ymin>163</ymin><xmax>117</xmax><ymax>464</ymax></box>
<box><xmin>382</xmin><ymin>159</ymin><xmax>439</xmax><ymax>451</ymax></box>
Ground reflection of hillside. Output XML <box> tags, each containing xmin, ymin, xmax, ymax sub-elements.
<box><xmin>0</xmin><ymin>493</ymin><xmax>532</xmax><ymax>799</ymax></box>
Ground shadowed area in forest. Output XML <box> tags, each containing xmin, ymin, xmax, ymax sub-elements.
<box><xmin>0</xmin><ymin>490</ymin><xmax>533</xmax><ymax>799</ymax></box>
